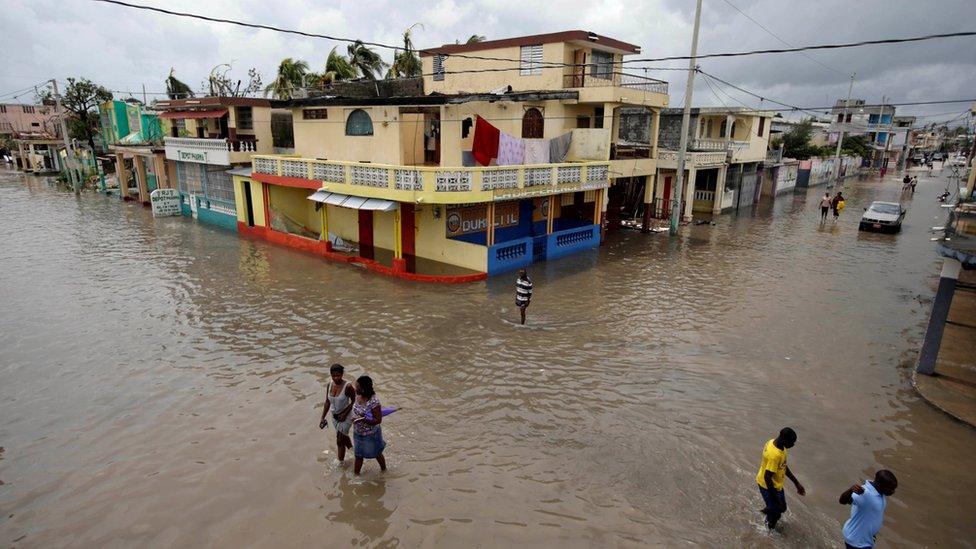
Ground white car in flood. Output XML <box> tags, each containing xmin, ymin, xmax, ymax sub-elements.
<box><xmin>859</xmin><ymin>201</ymin><xmax>906</xmax><ymax>233</ymax></box>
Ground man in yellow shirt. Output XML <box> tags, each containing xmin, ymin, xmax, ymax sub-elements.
<box><xmin>756</xmin><ymin>427</ymin><xmax>806</xmax><ymax>529</ymax></box>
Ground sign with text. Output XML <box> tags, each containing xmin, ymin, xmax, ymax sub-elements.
<box><xmin>164</xmin><ymin>144</ymin><xmax>229</xmax><ymax>165</ymax></box>
<box><xmin>150</xmin><ymin>188</ymin><xmax>182</xmax><ymax>218</ymax></box>
<box><xmin>446</xmin><ymin>201</ymin><xmax>519</xmax><ymax>237</ymax></box>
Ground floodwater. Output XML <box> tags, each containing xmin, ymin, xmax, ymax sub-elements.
<box><xmin>1</xmin><ymin>166</ymin><xmax>974</xmax><ymax>548</ymax></box>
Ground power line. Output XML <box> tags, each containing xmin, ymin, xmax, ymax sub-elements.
<box><xmin>623</xmin><ymin>30</ymin><xmax>976</xmax><ymax>64</ymax></box>
<box><xmin>89</xmin><ymin>0</ymin><xmax>976</xmax><ymax>79</ymax></box>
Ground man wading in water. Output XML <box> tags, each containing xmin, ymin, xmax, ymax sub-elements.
<box><xmin>515</xmin><ymin>268</ymin><xmax>533</xmax><ymax>325</ymax></box>
<box><xmin>756</xmin><ymin>427</ymin><xmax>806</xmax><ymax>530</ymax></box>
<box><xmin>319</xmin><ymin>364</ymin><xmax>356</xmax><ymax>462</ymax></box>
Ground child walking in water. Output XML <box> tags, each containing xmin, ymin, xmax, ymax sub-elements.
<box><xmin>351</xmin><ymin>375</ymin><xmax>387</xmax><ymax>475</ymax></box>
<box><xmin>320</xmin><ymin>364</ymin><xmax>356</xmax><ymax>462</ymax></box>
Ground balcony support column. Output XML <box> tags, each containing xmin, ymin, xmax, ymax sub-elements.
<box><xmin>27</xmin><ymin>143</ymin><xmax>36</xmax><ymax>171</ymax></box>
<box><xmin>486</xmin><ymin>202</ymin><xmax>496</xmax><ymax>247</ymax></box>
<box><xmin>133</xmin><ymin>155</ymin><xmax>149</xmax><ymax>204</ymax></box>
<box><xmin>115</xmin><ymin>152</ymin><xmax>129</xmax><ymax>200</ymax></box>
<box><xmin>17</xmin><ymin>142</ymin><xmax>25</xmax><ymax>171</ymax></box>
<box><xmin>546</xmin><ymin>195</ymin><xmax>555</xmax><ymax>234</ymax></box>
<box><xmin>683</xmin><ymin>167</ymin><xmax>697</xmax><ymax>222</ymax></box>
<box><xmin>641</xmin><ymin>174</ymin><xmax>655</xmax><ymax>233</ymax></box>
<box><xmin>712</xmin><ymin>165</ymin><xmax>727</xmax><ymax>215</ymax></box>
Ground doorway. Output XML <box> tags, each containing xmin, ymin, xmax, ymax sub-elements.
<box><xmin>522</xmin><ymin>108</ymin><xmax>544</xmax><ymax>138</ymax></box>
<box><xmin>242</xmin><ymin>181</ymin><xmax>255</xmax><ymax>227</ymax></box>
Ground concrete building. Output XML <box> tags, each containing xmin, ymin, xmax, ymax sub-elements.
<box><xmin>155</xmin><ymin>97</ymin><xmax>274</xmax><ymax>230</ymax></box>
<box><xmin>232</xmin><ymin>31</ymin><xmax>669</xmax><ymax>281</ymax></box>
<box><xmin>98</xmin><ymin>99</ymin><xmax>168</xmax><ymax>203</ymax></box>
<box><xmin>652</xmin><ymin>107</ymin><xmax>774</xmax><ymax>220</ymax></box>
<box><xmin>828</xmin><ymin>98</ymin><xmax>902</xmax><ymax>169</ymax></box>
<box><xmin>1</xmin><ymin>102</ymin><xmax>65</xmax><ymax>172</ymax></box>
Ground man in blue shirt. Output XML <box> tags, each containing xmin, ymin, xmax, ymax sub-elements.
<box><xmin>838</xmin><ymin>469</ymin><xmax>898</xmax><ymax>548</ymax></box>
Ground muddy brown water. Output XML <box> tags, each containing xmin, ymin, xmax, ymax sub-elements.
<box><xmin>1</xmin><ymin>167</ymin><xmax>974</xmax><ymax>547</ymax></box>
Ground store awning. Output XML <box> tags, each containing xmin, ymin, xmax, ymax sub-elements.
<box><xmin>158</xmin><ymin>109</ymin><xmax>228</xmax><ymax>120</ymax></box>
<box><xmin>307</xmin><ymin>190</ymin><xmax>397</xmax><ymax>211</ymax></box>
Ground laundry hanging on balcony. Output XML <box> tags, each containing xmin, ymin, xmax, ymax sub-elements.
<box><xmin>523</xmin><ymin>138</ymin><xmax>550</xmax><ymax>165</ymax></box>
<box><xmin>549</xmin><ymin>132</ymin><xmax>573</xmax><ymax>163</ymax></box>
<box><xmin>496</xmin><ymin>132</ymin><xmax>525</xmax><ymax>166</ymax></box>
<box><xmin>472</xmin><ymin>115</ymin><xmax>500</xmax><ymax>166</ymax></box>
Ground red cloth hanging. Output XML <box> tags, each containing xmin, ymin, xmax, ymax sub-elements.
<box><xmin>472</xmin><ymin>115</ymin><xmax>500</xmax><ymax>166</ymax></box>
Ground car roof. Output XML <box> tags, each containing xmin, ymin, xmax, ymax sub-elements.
<box><xmin>870</xmin><ymin>201</ymin><xmax>901</xmax><ymax>207</ymax></box>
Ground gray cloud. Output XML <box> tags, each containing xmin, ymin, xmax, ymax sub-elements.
<box><xmin>1</xmin><ymin>0</ymin><xmax>972</xmax><ymax>124</ymax></box>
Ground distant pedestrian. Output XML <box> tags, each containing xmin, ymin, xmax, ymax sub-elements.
<box><xmin>832</xmin><ymin>192</ymin><xmax>845</xmax><ymax>220</ymax></box>
<box><xmin>515</xmin><ymin>268</ymin><xmax>533</xmax><ymax>325</ymax></box>
<box><xmin>756</xmin><ymin>427</ymin><xmax>806</xmax><ymax>530</ymax></box>
<box><xmin>319</xmin><ymin>364</ymin><xmax>356</xmax><ymax>462</ymax></box>
<box><xmin>910</xmin><ymin>176</ymin><xmax>918</xmax><ymax>193</ymax></box>
<box><xmin>351</xmin><ymin>375</ymin><xmax>387</xmax><ymax>475</ymax></box>
<box><xmin>839</xmin><ymin>470</ymin><xmax>898</xmax><ymax>549</ymax></box>
<box><xmin>820</xmin><ymin>192</ymin><xmax>832</xmax><ymax>220</ymax></box>
<box><xmin>902</xmin><ymin>174</ymin><xmax>911</xmax><ymax>191</ymax></box>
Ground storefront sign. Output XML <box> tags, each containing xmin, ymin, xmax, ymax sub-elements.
<box><xmin>150</xmin><ymin>188</ymin><xmax>182</xmax><ymax>217</ymax></box>
<box><xmin>165</xmin><ymin>143</ymin><xmax>229</xmax><ymax>165</ymax></box>
<box><xmin>446</xmin><ymin>201</ymin><xmax>519</xmax><ymax>237</ymax></box>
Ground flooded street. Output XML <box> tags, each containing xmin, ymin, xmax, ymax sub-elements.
<box><xmin>1</xmin><ymin>166</ymin><xmax>974</xmax><ymax>547</ymax></box>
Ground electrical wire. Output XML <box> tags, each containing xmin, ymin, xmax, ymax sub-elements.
<box><xmin>89</xmin><ymin>0</ymin><xmax>976</xmax><ymax>76</ymax></box>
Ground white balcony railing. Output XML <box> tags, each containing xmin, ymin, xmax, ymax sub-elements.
<box><xmin>164</xmin><ymin>136</ymin><xmax>260</xmax><ymax>165</ymax></box>
<box><xmin>692</xmin><ymin>138</ymin><xmax>748</xmax><ymax>151</ymax></box>
<box><xmin>251</xmin><ymin>155</ymin><xmax>611</xmax><ymax>204</ymax></box>
<box><xmin>657</xmin><ymin>150</ymin><xmax>727</xmax><ymax>168</ymax></box>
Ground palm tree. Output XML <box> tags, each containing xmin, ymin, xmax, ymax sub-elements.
<box><xmin>455</xmin><ymin>34</ymin><xmax>486</xmax><ymax>45</ymax></box>
<box><xmin>264</xmin><ymin>58</ymin><xmax>310</xmax><ymax>99</ymax></box>
<box><xmin>321</xmin><ymin>46</ymin><xmax>358</xmax><ymax>86</ymax></box>
<box><xmin>347</xmin><ymin>41</ymin><xmax>388</xmax><ymax>80</ymax></box>
<box><xmin>165</xmin><ymin>68</ymin><xmax>194</xmax><ymax>99</ymax></box>
<box><xmin>387</xmin><ymin>24</ymin><xmax>423</xmax><ymax>79</ymax></box>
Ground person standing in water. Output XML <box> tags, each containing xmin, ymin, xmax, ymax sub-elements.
<box><xmin>351</xmin><ymin>375</ymin><xmax>387</xmax><ymax>475</ymax></box>
<box><xmin>319</xmin><ymin>364</ymin><xmax>356</xmax><ymax>462</ymax></box>
<box><xmin>839</xmin><ymin>470</ymin><xmax>898</xmax><ymax>549</ymax></box>
<box><xmin>515</xmin><ymin>268</ymin><xmax>533</xmax><ymax>325</ymax></box>
<box><xmin>756</xmin><ymin>427</ymin><xmax>806</xmax><ymax>530</ymax></box>
<box><xmin>820</xmin><ymin>192</ymin><xmax>832</xmax><ymax>220</ymax></box>
<box><xmin>832</xmin><ymin>191</ymin><xmax>845</xmax><ymax>220</ymax></box>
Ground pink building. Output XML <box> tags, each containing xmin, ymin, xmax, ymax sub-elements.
<box><xmin>1</xmin><ymin>102</ymin><xmax>66</xmax><ymax>172</ymax></box>
<box><xmin>0</xmin><ymin>102</ymin><xmax>62</xmax><ymax>138</ymax></box>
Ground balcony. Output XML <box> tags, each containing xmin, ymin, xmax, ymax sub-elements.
<box><xmin>657</xmin><ymin>150</ymin><xmax>727</xmax><ymax>169</ymax></box>
<box><xmin>563</xmin><ymin>71</ymin><xmax>668</xmax><ymax>105</ymax></box>
<box><xmin>691</xmin><ymin>137</ymin><xmax>748</xmax><ymax>151</ymax></box>
<box><xmin>250</xmin><ymin>155</ymin><xmax>611</xmax><ymax>205</ymax></box>
<box><xmin>164</xmin><ymin>136</ymin><xmax>259</xmax><ymax>166</ymax></box>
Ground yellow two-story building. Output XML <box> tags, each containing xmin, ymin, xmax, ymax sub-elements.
<box><xmin>232</xmin><ymin>30</ymin><xmax>669</xmax><ymax>282</ymax></box>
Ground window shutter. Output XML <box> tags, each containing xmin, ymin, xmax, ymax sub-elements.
<box><xmin>520</xmin><ymin>45</ymin><xmax>543</xmax><ymax>76</ymax></box>
<box><xmin>433</xmin><ymin>55</ymin><xmax>445</xmax><ymax>81</ymax></box>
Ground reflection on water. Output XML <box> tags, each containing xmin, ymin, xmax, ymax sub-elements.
<box><xmin>0</xmin><ymin>168</ymin><xmax>974</xmax><ymax>547</ymax></box>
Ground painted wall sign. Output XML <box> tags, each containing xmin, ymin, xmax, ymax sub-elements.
<box><xmin>150</xmin><ymin>188</ymin><xmax>182</xmax><ymax>217</ymax></box>
<box><xmin>446</xmin><ymin>201</ymin><xmax>519</xmax><ymax>237</ymax></box>
<box><xmin>165</xmin><ymin>144</ymin><xmax>229</xmax><ymax>165</ymax></box>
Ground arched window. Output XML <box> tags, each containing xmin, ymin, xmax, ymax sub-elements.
<box><xmin>730</xmin><ymin>121</ymin><xmax>737</xmax><ymax>140</ymax></box>
<box><xmin>345</xmin><ymin>109</ymin><xmax>373</xmax><ymax>136</ymax></box>
<box><xmin>522</xmin><ymin>107</ymin><xmax>544</xmax><ymax>138</ymax></box>
<box><xmin>699</xmin><ymin>119</ymin><xmax>706</xmax><ymax>137</ymax></box>
<box><xmin>720</xmin><ymin>119</ymin><xmax>727</xmax><ymax>138</ymax></box>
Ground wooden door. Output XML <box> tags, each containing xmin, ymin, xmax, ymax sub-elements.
<box><xmin>572</xmin><ymin>49</ymin><xmax>586</xmax><ymax>87</ymax></box>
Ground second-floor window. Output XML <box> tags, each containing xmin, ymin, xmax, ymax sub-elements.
<box><xmin>757</xmin><ymin>117</ymin><xmax>765</xmax><ymax>137</ymax></box>
<box><xmin>22</xmin><ymin>105</ymin><xmax>35</xmax><ymax>114</ymax></box>
<box><xmin>0</xmin><ymin>105</ymin><xmax>6</xmax><ymax>113</ymax></box>
<box><xmin>237</xmin><ymin>107</ymin><xmax>253</xmax><ymax>130</ymax></box>
<box><xmin>303</xmin><ymin>108</ymin><xmax>328</xmax><ymax>120</ymax></box>
<box><xmin>433</xmin><ymin>55</ymin><xmax>446</xmax><ymax>81</ymax></box>
<box><xmin>345</xmin><ymin>109</ymin><xmax>373</xmax><ymax>136</ymax></box>
<box><xmin>589</xmin><ymin>50</ymin><xmax>614</xmax><ymax>80</ymax></box>
<box><xmin>519</xmin><ymin>45</ymin><xmax>543</xmax><ymax>76</ymax></box>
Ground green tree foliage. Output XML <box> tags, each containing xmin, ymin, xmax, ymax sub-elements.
<box><xmin>781</xmin><ymin>119</ymin><xmax>823</xmax><ymax>160</ymax></box>
<box><xmin>387</xmin><ymin>25</ymin><xmax>424</xmax><ymax>79</ymax></box>
<box><xmin>347</xmin><ymin>41</ymin><xmax>388</xmax><ymax>80</ymax></box>
<box><xmin>38</xmin><ymin>77</ymin><xmax>112</xmax><ymax>153</ymax></box>
<box><xmin>456</xmin><ymin>34</ymin><xmax>486</xmax><ymax>44</ymax></box>
<box><xmin>165</xmin><ymin>68</ymin><xmax>194</xmax><ymax>99</ymax></box>
<box><xmin>837</xmin><ymin>134</ymin><xmax>869</xmax><ymax>158</ymax></box>
<box><xmin>264</xmin><ymin>58</ymin><xmax>309</xmax><ymax>99</ymax></box>
<box><xmin>321</xmin><ymin>46</ymin><xmax>359</xmax><ymax>86</ymax></box>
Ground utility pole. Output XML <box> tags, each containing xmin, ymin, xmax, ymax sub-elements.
<box><xmin>51</xmin><ymin>79</ymin><xmax>78</xmax><ymax>192</ymax></box>
<box><xmin>670</xmin><ymin>0</ymin><xmax>703</xmax><ymax>236</ymax></box>
<box><xmin>833</xmin><ymin>73</ymin><xmax>854</xmax><ymax>187</ymax></box>
<box><xmin>876</xmin><ymin>95</ymin><xmax>888</xmax><ymax>174</ymax></box>
<box><xmin>142</xmin><ymin>83</ymin><xmax>147</xmax><ymax>105</ymax></box>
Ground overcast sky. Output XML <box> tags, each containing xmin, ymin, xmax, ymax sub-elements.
<box><xmin>2</xmin><ymin>0</ymin><xmax>974</xmax><ymax>126</ymax></box>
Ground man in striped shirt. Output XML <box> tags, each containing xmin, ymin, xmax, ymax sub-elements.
<box><xmin>516</xmin><ymin>269</ymin><xmax>533</xmax><ymax>325</ymax></box>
